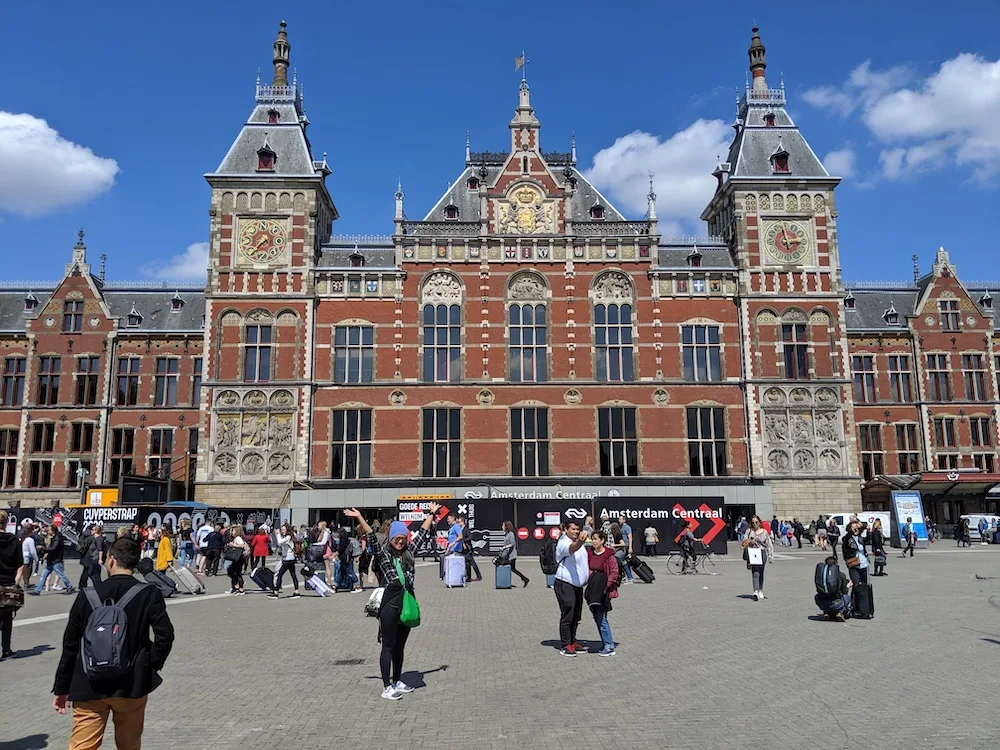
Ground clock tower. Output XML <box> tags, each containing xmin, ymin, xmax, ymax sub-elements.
<box><xmin>197</xmin><ymin>22</ymin><xmax>337</xmax><ymax>505</ymax></box>
<box><xmin>701</xmin><ymin>27</ymin><xmax>860</xmax><ymax>516</ymax></box>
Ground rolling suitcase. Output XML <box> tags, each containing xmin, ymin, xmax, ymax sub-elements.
<box><xmin>250</xmin><ymin>566</ymin><xmax>275</xmax><ymax>592</ymax></box>
<box><xmin>144</xmin><ymin>570</ymin><xmax>177</xmax><ymax>598</ymax></box>
<box><xmin>171</xmin><ymin>566</ymin><xmax>205</xmax><ymax>595</ymax></box>
<box><xmin>444</xmin><ymin>554</ymin><xmax>466</xmax><ymax>588</ymax></box>
<box><xmin>628</xmin><ymin>554</ymin><xmax>655</xmax><ymax>583</ymax></box>
<box><xmin>545</xmin><ymin>573</ymin><xmax>556</xmax><ymax>588</ymax></box>
<box><xmin>135</xmin><ymin>557</ymin><xmax>154</xmax><ymax>576</ymax></box>
<box><xmin>308</xmin><ymin>574</ymin><xmax>331</xmax><ymax>596</ymax></box>
<box><xmin>854</xmin><ymin>583</ymin><xmax>875</xmax><ymax>618</ymax></box>
<box><xmin>495</xmin><ymin>564</ymin><xmax>512</xmax><ymax>589</ymax></box>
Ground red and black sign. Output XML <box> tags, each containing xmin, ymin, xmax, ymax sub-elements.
<box><xmin>396</xmin><ymin>498</ymin><xmax>513</xmax><ymax>556</ymax></box>
<box><xmin>593</xmin><ymin>497</ymin><xmax>728</xmax><ymax>554</ymax></box>
<box><xmin>512</xmin><ymin>499</ymin><xmax>591</xmax><ymax>556</ymax></box>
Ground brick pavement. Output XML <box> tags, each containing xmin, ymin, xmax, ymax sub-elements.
<box><xmin>1</xmin><ymin>545</ymin><xmax>999</xmax><ymax>750</ymax></box>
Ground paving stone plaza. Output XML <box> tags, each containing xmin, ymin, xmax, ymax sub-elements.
<box><xmin>2</xmin><ymin>543</ymin><xmax>998</xmax><ymax>750</ymax></box>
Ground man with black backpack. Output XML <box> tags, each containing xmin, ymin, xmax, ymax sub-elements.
<box><xmin>52</xmin><ymin>536</ymin><xmax>174</xmax><ymax>747</ymax></box>
<box><xmin>814</xmin><ymin>556</ymin><xmax>851</xmax><ymax>621</ymax></box>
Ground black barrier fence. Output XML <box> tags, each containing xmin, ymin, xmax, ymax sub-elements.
<box><xmin>396</xmin><ymin>496</ymin><xmax>728</xmax><ymax>557</ymax></box>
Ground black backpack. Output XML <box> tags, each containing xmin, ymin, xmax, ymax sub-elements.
<box><xmin>82</xmin><ymin>583</ymin><xmax>148</xmax><ymax>679</ymax></box>
<box><xmin>814</xmin><ymin>562</ymin><xmax>839</xmax><ymax>596</ymax></box>
<box><xmin>539</xmin><ymin>540</ymin><xmax>557</xmax><ymax>574</ymax></box>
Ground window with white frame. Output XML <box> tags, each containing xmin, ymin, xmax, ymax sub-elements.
<box><xmin>331</xmin><ymin>408</ymin><xmax>372</xmax><ymax>479</ymax></box>
<box><xmin>927</xmin><ymin>354</ymin><xmax>951</xmax><ymax>401</ymax></box>
<box><xmin>422</xmin><ymin>305</ymin><xmax>461</xmax><ymax>383</ymax></box>
<box><xmin>334</xmin><ymin>326</ymin><xmax>375</xmax><ymax>383</ymax></box>
<box><xmin>895</xmin><ymin>423</ymin><xmax>921</xmax><ymax>473</ymax></box>
<box><xmin>509</xmin><ymin>304</ymin><xmax>547</xmax><ymax>383</ymax></box>
<box><xmin>421</xmin><ymin>408</ymin><xmax>461</xmax><ymax>478</ymax></box>
<box><xmin>962</xmin><ymin>354</ymin><xmax>987</xmax><ymax>401</ymax></box>
<box><xmin>598</xmin><ymin>407</ymin><xmax>638</xmax><ymax>477</ymax></box>
<box><xmin>681</xmin><ymin>325</ymin><xmax>722</xmax><ymax>381</ymax></box>
<box><xmin>938</xmin><ymin>299</ymin><xmax>960</xmax><ymax>331</ymax></box>
<box><xmin>148</xmin><ymin>428</ymin><xmax>173</xmax><ymax>478</ymax></box>
<box><xmin>970</xmin><ymin>416</ymin><xmax>993</xmax><ymax>447</ymax></box>
<box><xmin>511</xmin><ymin>407</ymin><xmax>549</xmax><ymax>477</ymax></box>
<box><xmin>686</xmin><ymin>407</ymin><xmax>727</xmax><ymax>476</ymax></box>
<box><xmin>858</xmin><ymin>424</ymin><xmax>884</xmax><ymax>481</ymax></box>
<box><xmin>595</xmin><ymin>304</ymin><xmax>634</xmax><ymax>382</ymax></box>
<box><xmin>888</xmin><ymin>355</ymin><xmax>912</xmax><ymax>403</ymax></box>
<box><xmin>852</xmin><ymin>355</ymin><xmax>876</xmax><ymax>403</ymax></box>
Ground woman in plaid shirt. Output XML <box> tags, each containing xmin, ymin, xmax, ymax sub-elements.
<box><xmin>344</xmin><ymin>503</ymin><xmax>439</xmax><ymax>701</ymax></box>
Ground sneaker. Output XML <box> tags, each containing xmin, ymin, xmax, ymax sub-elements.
<box><xmin>351</xmin><ymin>588</ymin><xmax>362</xmax><ymax>594</ymax></box>
<box><xmin>571</xmin><ymin>641</ymin><xmax>585</xmax><ymax>652</ymax></box>
<box><xmin>63</xmin><ymin>587</ymin><xmax>75</xmax><ymax>595</ymax></box>
<box><xmin>381</xmin><ymin>686</ymin><xmax>403</xmax><ymax>701</ymax></box>
<box><xmin>598</xmin><ymin>647</ymin><xmax>616</xmax><ymax>657</ymax></box>
<box><xmin>559</xmin><ymin>645</ymin><xmax>577</xmax><ymax>657</ymax></box>
<box><xmin>27</xmin><ymin>591</ymin><xmax>40</xmax><ymax>597</ymax></box>
<box><xmin>291</xmin><ymin>592</ymin><xmax>302</xmax><ymax>598</ymax></box>
<box><xmin>393</xmin><ymin>681</ymin><xmax>415</xmax><ymax>694</ymax></box>
<box><xmin>752</xmin><ymin>591</ymin><xmax>760</xmax><ymax>601</ymax></box>
<box><xmin>758</xmin><ymin>592</ymin><xmax>766</xmax><ymax>599</ymax></box>
<box><xmin>268</xmin><ymin>593</ymin><xmax>280</xmax><ymax>599</ymax></box>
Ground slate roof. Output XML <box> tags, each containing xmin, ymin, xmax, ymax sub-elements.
<box><xmin>844</xmin><ymin>286</ymin><xmax>1000</xmax><ymax>332</ymax></box>
<box><xmin>317</xmin><ymin>240</ymin><xmax>398</xmax><ymax>269</ymax></box>
<box><xmin>656</xmin><ymin>245</ymin><xmax>735</xmax><ymax>269</ymax></box>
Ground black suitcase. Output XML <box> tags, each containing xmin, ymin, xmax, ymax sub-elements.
<box><xmin>135</xmin><ymin>557</ymin><xmax>154</xmax><ymax>575</ymax></box>
<box><xmin>854</xmin><ymin>583</ymin><xmax>875</xmax><ymax>618</ymax></box>
<box><xmin>628</xmin><ymin>554</ymin><xmax>655</xmax><ymax>583</ymax></box>
<box><xmin>250</xmin><ymin>566</ymin><xmax>275</xmax><ymax>592</ymax></box>
<box><xmin>144</xmin><ymin>571</ymin><xmax>177</xmax><ymax>598</ymax></box>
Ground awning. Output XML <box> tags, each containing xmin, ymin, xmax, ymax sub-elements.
<box><xmin>863</xmin><ymin>472</ymin><xmax>1000</xmax><ymax>497</ymax></box>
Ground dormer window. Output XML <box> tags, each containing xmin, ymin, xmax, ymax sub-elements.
<box><xmin>444</xmin><ymin>205</ymin><xmax>459</xmax><ymax>220</ymax></box>
<box><xmin>883</xmin><ymin>303</ymin><xmax>899</xmax><ymax>326</ymax></box>
<box><xmin>257</xmin><ymin>141</ymin><xmax>276</xmax><ymax>172</ymax></box>
<box><xmin>980</xmin><ymin>291</ymin><xmax>993</xmax><ymax>309</ymax></box>
<box><xmin>686</xmin><ymin>249</ymin><xmax>702</xmax><ymax>268</ymax></box>
<box><xmin>170</xmin><ymin>293</ymin><xmax>184</xmax><ymax>312</ymax></box>
<box><xmin>23</xmin><ymin>293</ymin><xmax>38</xmax><ymax>313</ymax></box>
<box><xmin>125</xmin><ymin>305</ymin><xmax>142</xmax><ymax>328</ymax></box>
<box><xmin>764</xmin><ymin>112</ymin><xmax>776</xmax><ymax>127</ymax></box>
<box><xmin>267</xmin><ymin>109</ymin><xmax>280</xmax><ymax>124</ymax></box>
<box><xmin>589</xmin><ymin>205</ymin><xmax>605</xmax><ymax>221</ymax></box>
<box><xmin>844</xmin><ymin>291</ymin><xmax>856</xmax><ymax>310</ymax></box>
<box><xmin>349</xmin><ymin>251</ymin><xmax>365</xmax><ymax>268</ymax></box>
<box><xmin>522</xmin><ymin>156</ymin><xmax>529</xmax><ymax>174</ymax></box>
<box><xmin>467</xmin><ymin>178</ymin><xmax>479</xmax><ymax>191</ymax></box>
<box><xmin>773</xmin><ymin>154</ymin><xmax>789</xmax><ymax>173</ymax></box>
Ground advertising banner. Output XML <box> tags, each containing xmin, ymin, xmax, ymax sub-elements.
<box><xmin>594</xmin><ymin>497</ymin><xmax>728</xmax><ymax>554</ymax></box>
<box><xmin>396</xmin><ymin>497</ymin><xmax>513</xmax><ymax>556</ymax></box>
<box><xmin>890</xmin><ymin>491</ymin><xmax>927</xmax><ymax>547</ymax></box>
<box><xmin>75</xmin><ymin>506</ymin><xmax>281</xmax><ymax>538</ymax></box>
<box><xmin>512</xmin><ymin>498</ymin><xmax>592</xmax><ymax>556</ymax></box>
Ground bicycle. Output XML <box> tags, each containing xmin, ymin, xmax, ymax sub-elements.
<box><xmin>666</xmin><ymin>542</ymin><xmax>723</xmax><ymax>575</ymax></box>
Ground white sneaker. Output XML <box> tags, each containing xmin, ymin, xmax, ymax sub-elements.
<box><xmin>381</xmin><ymin>686</ymin><xmax>403</xmax><ymax>701</ymax></box>
<box><xmin>759</xmin><ymin>591</ymin><xmax>766</xmax><ymax>599</ymax></box>
<box><xmin>752</xmin><ymin>591</ymin><xmax>760</xmax><ymax>601</ymax></box>
<box><xmin>393</xmin><ymin>681</ymin><xmax>415</xmax><ymax>694</ymax></box>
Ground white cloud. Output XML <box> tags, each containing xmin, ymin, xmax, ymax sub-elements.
<box><xmin>147</xmin><ymin>242</ymin><xmax>209</xmax><ymax>282</ymax></box>
<box><xmin>584</xmin><ymin>120</ymin><xmax>733</xmax><ymax>235</ymax></box>
<box><xmin>823</xmin><ymin>146</ymin><xmax>856</xmax><ymax>178</ymax></box>
<box><xmin>805</xmin><ymin>54</ymin><xmax>1000</xmax><ymax>181</ymax></box>
<box><xmin>0</xmin><ymin>112</ymin><xmax>119</xmax><ymax>216</ymax></box>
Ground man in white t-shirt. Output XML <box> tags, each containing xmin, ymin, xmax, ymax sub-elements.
<box><xmin>195</xmin><ymin>520</ymin><xmax>214</xmax><ymax>574</ymax></box>
<box><xmin>554</xmin><ymin>519</ymin><xmax>590</xmax><ymax>657</ymax></box>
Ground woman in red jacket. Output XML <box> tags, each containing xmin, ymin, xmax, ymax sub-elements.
<box><xmin>250</xmin><ymin>528</ymin><xmax>270</xmax><ymax>570</ymax></box>
<box><xmin>585</xmin><ymin>530</ymin><xmax>619</xmax><ymax>657</ymax></box>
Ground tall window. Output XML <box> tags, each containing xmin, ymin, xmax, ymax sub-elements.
<box><xmin>511</xmin><ymin>407</ymin><xmax>550</xmax><ymax>477</ymax></box>
<box><xmin>62</xmin><ymin>300</ymin><xmax>83</xmax><ymax>332</ymax></box>
<box><xmin>973</xmin><ymin>454</ymin><xmax>996</xmax><ymax>473</ymax></box>
<box><xmin>936</xmin><ymin>453</ymin><xmax>960</xmax><ymax>471</ymax></box>
<box><xmin>598</xmin><ymin>407</ymin><xmax>638</xmax><ymax>477</ymax></box>
<box><xmin>938</xmin><ymin>299</ymin><xmax>960</xmax><ymax>331</ymax></box>
<box><xmin>682</xmin><ymin>325</ymin><xmax>722</xmax><ymax>381</ymax></box>
<box><xmin>67</xmin><ymin>460</ymin><xmax>91</xmax><ymax>488</ymax></box>
<box><xmin>331</xmin><ymin>408</ymin><xmax>372</xmax><ymax>479</ymax></box>
<box><xmin>30</xmin><ymin>423</ymin><xmax>55</xmax><ymax>453</ymax></box>
<box><xmin>962</xmin><ymin>354</ymin><xmax>987</xmax><ymax>401</ymax></box>
<box><xmin>191</xmin><ymin>358</ymin><xmax>203</xmax><ymax>404</ymax></box>
<box><xmin>109</xmin><ymin>427</ymin><xmax>135</xmax><ymax>483</ymax></box>
<box><xmin>74</xmin><ymin>356</ymin><xmax>100</xmax><ymax>406</ymax></box>
<box><xmin>509</xmin><ymin>304</ymin><xmax>548</xmax><ymax>383</ymax></box>
<box><xmin>595</xmin><ymin>304</ymin><xmax>634</xmax><ymax>382</ymax></box>
<box><xmin>927</xmin><ymin>354</ymin><xmax>951</xmax><ymax>401</ymax></box>
<box><xmin>970</xmin><ymin>416</ymin><xmax>993</xmax><ymax>447</ymax></box>
<box><xmin>895</xmin><ymin>424</ymin><xmax>921</xmax><ymax>473</ymax></box>
<box><xmin>334</xmin><ymin>326</ymin><xmax>375</xmax><ymax>383</ymax></box>
<box><xmin>0</xmin><ymin>429</ymin><xmax>17</xmax><ymax>488</ymax></box>
<box><xmin>187</xmin><ymin>428</ymin><xmax>199</xmax><ymax>483</ymax></box>
<box><xmin>422</xmin><ymin>304</ymin><xmax>461</xmax><ymax>382</ymax></box>
<box><xmin>858</xmin><ymin>424</ymin><xmax>884</xmax><ymax>481</ymax></box>
<box><xmin>421</xmin><ymin>408</ymin><xmax>461</xmax><ymax>478</ymax></box>
<box><xmin>888</xmin><ymin>355</ymin><xmax>912</xmax><ymax>403</ymax></box>
<box><xmin>933</xmin><ymin>417</ymin><xmax>957</xmax><ymax>448</ymax></box>
<box><xmin>851</xmin><ymin>355</ymin><xmax>876</xmax><ymax>403</ymax></box>
<box><xmin>70</xmin><ymin>423</ymin><xmax>95</xmax><ymax>453</ymax></box>
<box><xmin>148</xmin><ymin>428</ymin><xmax>173</xmax><ymax>477</ymax></box>
<box><xmin>37</xmin><ymin>356</ymin><xmax>60</xmax><ymax>405</ymax></box>
<box><xmin>154</xmin><ymin>358</ymin><xmax>179</xmax><ymax>406</ymax></box>
<box><xmin>1</xmin><ymin>357</ymin><xmax>26</xmax><ymax>406</ymax></box>
<box><xmin>781</xmin><ymin>323</ymin><xmax>809</xmax><ymax>380</ymax></box>
<box><xmin>116</xmin><ymin>358</ymin><xmax>140</xmax><ymax>406</ymax></box>
<box><xmin>686</xmin><ymin>407</ymin><xmax>727</xmax><ymax>476</ymax></box>
<box><xmin>28</xmin><ymin>461</ymin><xmax>52</xmax><ymax>488</ymax></box>
<box><xmin>244</xmin><ymin>324</ymin><xmax>272</xmax><ymax>382</ymax></box>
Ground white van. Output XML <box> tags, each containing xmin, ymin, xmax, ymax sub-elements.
<box><xmin>960</xmin><ymin>514</ymin><xmax>1000</xmax><ymax>542</ymax></box>
<box><xmin>824</xmin><ymin>512</ymin><xmax>891</xmax><ymax>540</ymax></box>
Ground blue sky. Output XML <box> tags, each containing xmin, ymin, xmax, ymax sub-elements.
<box><xmin>2</xmin><ymin>0</ymin><xmax>999</xmax><ymax>284</ymax></box>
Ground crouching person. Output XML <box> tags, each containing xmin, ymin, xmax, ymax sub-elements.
<box><xmin>814</xmin><ymin>556</ymin><xmax>851</xmax><ymax>622</ymax></box>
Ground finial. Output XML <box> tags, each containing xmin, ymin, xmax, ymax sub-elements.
<box><xmin>465</xmin><ymin>130</ymin><xmax>471</xmax><ymax>161</ymax></box>
<box><xmin>272</xmin><ymin>20</ymin><xmax>291</xmax><ymax>88</ymax></box>
<box><xmin>912</xmin><ymin>253</ymin><xmax>920</xmax><ymax>284</ymax></box>
<box><xmin>748</xmin><ymin>25</ymin><xmax>767</xmax><ymax>90</ymax></box>
<box><xmin>292</xmin><ymin>67</ymin><xmax>297</xmax><ymax>87</ymax></box>
<box><xmin>256</xmin><ymin>67</ymin><xmax>261</xmax><ymax>86</ymax></box>
<box><xmin>646</xmin><ymin>172</ymin><xmax>657</xmax><ymax>221</ymax></box>
<box><xmin>571</xmin><ymin>132</ymin><xmax>577</xmax><ymax>163</ymax></box>
<box><xmin>395</xmin><ymin>177</ymin><xmax>404</xmax><ymax>199</ymax></box>
<box><xmin>99</xmin><ymin>253</ymin><xmax>107</xmax><ymax>283</ymax></box>
<box><xmin>780</xmin><ymin>72</ymin><xmax>785</xmax><ymax>91</ymax></box>
<box><xmin>76</xmin><ymin>228</ymin><xmax>85</xmax><ymax>247</ymax></box>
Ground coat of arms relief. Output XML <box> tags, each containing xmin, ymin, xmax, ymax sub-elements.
<box><xmin>496</xmin><ymin>185</ymin><xmax>555</xmax><ymax>234</ymax></box>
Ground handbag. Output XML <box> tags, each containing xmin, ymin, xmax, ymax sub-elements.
<box><xmin>223</xmin><ymin>546</ymin><xmax>244</xmax><ymax>563</ymax></box>
<box><xmin>0</xmin><ymin>583</ymin><xmax>25</xmax><ymax>612</ymax></box>
<box><xmin>493</xmin><ymin>550</ymin><xmax>511</xmax><ymax>567</ymax></box>
<box><xmin>746</xmin><ymin>547</ymin><xmax>764</xmax><ymax>566</ymax></box>
<box><xmin>323</xmin><ymin>542</ymin><xmax>334</xmax><ymax>560</ymax></box>
<box><xmin>393</xmin><ymin>558</ymin><xmax>421</xmax><ymax>628</ymax></box>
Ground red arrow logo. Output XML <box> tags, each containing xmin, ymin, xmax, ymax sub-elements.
<box><xmin>673</xmin><ymin>503</ymin><xmax>700</xmax><ymax>542</ymax></box>
<box><xmin>700</xmin><ymin>503</ymin><xmax>727</xmax><ymax>544</ymax></box>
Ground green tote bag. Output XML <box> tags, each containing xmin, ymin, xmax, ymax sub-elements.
<box><xmin>393</xmin><ymin>558</ymin><xmax>421</xmax><ymax>628</ymax></box>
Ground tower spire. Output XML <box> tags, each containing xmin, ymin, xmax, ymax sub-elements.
<box><xmin>748</xmin><ymin>26</ymin><xmax>767</xmax><ymax>91</ymax></box>
<box><xmin>646</xmin><ymin>172</ymin><xmax>657</xmax><ymax>221</ymax></box>
<box><xmin>273</xmin><ymin>21</ymin><xmax>291</xmax><ymax>88</ymax></box>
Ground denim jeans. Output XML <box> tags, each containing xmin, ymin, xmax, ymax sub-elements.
<box><xmin>337</xmin><ymin>559</ymin><xmax>358</xmax><ymax>589</ymax></box>
<box><xmin>616</xmin><ymin>552</ymin><xmax>633</xmax><ymax>581</ymax></box>
<box><xmin>750</xmin><ymin>561</ymin><xmax>766</xmax><ymax>591</ymax></box>
<box><xmin>178</xmin><ymin>544</ymin><xmax>194</xmax><ymax>567</ymax></box>
<box><xmin>34</xmin><ymin>561</ymin><xmax>72</xmax><ymax>593</ymax></box>
<box><xmin>590</xmin><ymin>603</ymin><xmax>614</xmax><ymax>650</ymax></box>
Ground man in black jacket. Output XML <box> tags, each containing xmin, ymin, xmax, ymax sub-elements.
<box><xmin>29</xmin><ymin>519</ymin><xmax>74</xmax><ymax>596</ymax></box>
<box><xmin>204</xmin><ymin>523</ymin><xmax>225</xmax><ymax>576</ymax></box>
<box><xmin>52</xmin><ymin>537</ymin><xmax>174</xmax><ymax>747</ymax></box>
<box><xmin>458</xmin><ymin>515</ymin><xmax>482</xmax><ymax>582</ymax></box>
<box><xmin>814</xmin><ymin>556</ymin><xmax>852</xmax><ymax>621</ymax></box>
<box><xmin>78</xmin><ymin>524</ymin><xmax>106</xmax><ymax>590</ymax></box>
<box><xmin>0</xmin><ymin>509</ymin><xmax>24</xmax><ymax>659</ymax></box>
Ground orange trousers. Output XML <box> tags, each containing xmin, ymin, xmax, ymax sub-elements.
<box><xmin>69</xmin><ymin>695</ymin><xmax>148</xmax><ymax>750</ymax></box>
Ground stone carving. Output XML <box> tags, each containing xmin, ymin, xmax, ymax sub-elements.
<box><xmin>816</xmin><ymin>388</ymin><xmax>838</xmax><ymax>405</ymax></box>
<box><xmin>773</xmin><ymin>194</ymin><xmax>784</xmax><ymax>211</ymax></box>
<box><xmin>388</xmin><ymin>389</ymin><xmax>407</xmax><ymax>407</ymax></box>
<box><xmin>767</xmin><ymin>449</ymin><xmax>790</xmax><ymax>472</ymax></box>
<box><xmin>790</xmin><ymin>411</ymin><xmax>812</xmax><ymax>442</ymax></box>
<box><xmin>763</xmin><ymin>388</ymin><xmax>786</xmax><ymax>406</ymax></box>
<box><xmin>819</xmin><ymin>448</ymin><xmax>842</xmax><ymax>472</ymax></box>
<box><xmin>421</xmin><ymin>272</ymin><xmax>462</xmax><ymax>303</ymax></box>
<box><xmin>786</xmin><ymin>194</ymin><xmax>798</xmax><ymax>212</ymax></box>
<box><xmin>815</xmin><ymin>411</ymin><xmax>840</xmax><ymax>443</ymax></box>
<box><xmin>508</xmin><ymin>273</ymin><xmax>546</xmax><ymax>301</ymax></box>
<box><xmin>800</xmin><ymin>194</ymin><xmax>811</xmax><ymax>211</ymax></box>
<box><xmin>809</xmin><ymin>311</ymin><xmax>830</xmax><ymax>326</ymax></box>
<box><xmin>241</xmin><ymin>414</ymin><xmax>267</xmax><ymax>447</ymax></box>
<box><xmin>214</xmin><ymin>453</ymin><xmax>237</xmax><ymax>475</ymax></box>
<box><xmin>268</xmin><ymin>452</ymin><xmax>291</xmax><ymax>474</ymax></box>
<box><xmin>790</xmin><ymin>388</ymin><xmax>811</xmax><ymax>405</ymax></box>
<box><xmin>217</xmin><ymin>390</ymin><xmax>240</xmax><ymax>408</ymax></box>
<box><xmin>476</xmin><ymin>389</ymin><xmax>495</xmax><ymax>407</ymax></box>
<box><xmin>652</xmin><ymin>388</ymin><xmax>669</xmax><ymax>405</ymax></box>
<box><xmin>217</xmin><ymin>416</ymin><xmax>239</xmax><ymax>448</ymax></box>
<box><xmin>759</xmin><ymin>194</ymin><xmax>770</xmax><ymax>211</ymax></box>
<box><xmin>764</xmin><ymin>414</ymin><xmax>788</xmax><ymax>442</ymax></box>
<box><xmin>793</xmin><ymin>449</ymin><xmax>816</xmax><ymax>471</ymax></box>
<box><xmin>756</xmin><ymin>311</ymin><xmax>777</xmax><ymax>325</ymax></box>
<box><xmin>783</xmin><ymin>309</ymin><xmax>808</xmax><ymax>323</ymax></box>
<box><xmin>564</xmin><ymin>388</ymin><xmax>582</xmax><ymax>405</ymax></box>
<box><xmin>241</xmin><ymin>453</ymin><xmax>264</xmax><ymax>475</ymax></box>
<box><xmin>743</xmin><ymin>194</ymin><xmax>757</xmax><ymax>213</ymax></box>
<box><xmin>244</xmin><ymin>390</ymin><xmax>267</xmax><ymax>408</ymax></box>
<box><xmin>813</xmin><ymin>194</ymin><xmax>825</xmax><ymax>213</ymax></box>
<box><xmin>270</xmin><ymin>390</ymin><xmax>294</xmax><ymax>408</ymax></box>
<box><xmin>270</xmin><ymin>414</ymin><xmax>293</xmax><ymax>447</ymax></box>
<box><xmin>247</xmin><ymin>309</ymin><xmax>272</xmax><ymax>322</ymax></box>
<box><xmin>497</xmin><ymin>185</ymin><xmax>555</xmax><ymax>234</ymax></box>
<box><xmin>592</xmin><ymin>272</ymin><xmax>634</xmax><ymax>302</ymax></box>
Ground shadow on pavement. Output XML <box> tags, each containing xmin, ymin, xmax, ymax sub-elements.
<box><xmin>0</xmin><ymin>734</ymin><xmax>50</xmax><ymax>750</ymax></box>
<box><xmin>8</xmin><ymin>644</ymin><xmax>55</xmax><ymax>660</ymax></box>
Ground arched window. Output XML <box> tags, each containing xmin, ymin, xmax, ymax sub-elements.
<box><xmin>595</xmin><ymin>303</ymin><xmax>634</xmax><ymax>382</ymax></box>
<box><xmin>422</xmin><ymin>303</ymin><xmax>461</xmax><ymax>382</ymax></box>
<box><xmin>509</xmin><ymin>303</ymin><xmax>547</xmax><ymax>382</ymax></box>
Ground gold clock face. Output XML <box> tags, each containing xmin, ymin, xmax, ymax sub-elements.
<box><xmin>238</xmin><ymin>218</ymin><xmax>288</xmax><ymax>263</ymax></box>
<box><xmin>763</xmin><ymin>220</ymin><xmax>810</xmax><ymax>265</ymax></box>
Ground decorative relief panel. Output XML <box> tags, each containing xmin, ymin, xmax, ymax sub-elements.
<box><xmin>592</xmin><ymin>272</ymin><xmax>634</xmax><ymax>302</ymax></box>
<box><xmin>760</xmin><ymin>386</ymin><xmax>844</xmax><ymax>477</ymax></box>
<box><xmin>211</xmin><ymin>387</ymin><xmax>297</xmax><ymax>480</ymax></box>
<box><xmin>496</xmin><ymin>184</ymin><xmax>555</xmax><ymax>234</ymax></box>
<box><xmin>421</xmin><ymin>272</ymin><xmax>463</xmax><ymax>303</ymax></box>
<box><xmin>508</xmin><ymin>273</ymin><xmax>546</xmax><ymax>301</ymax></box>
